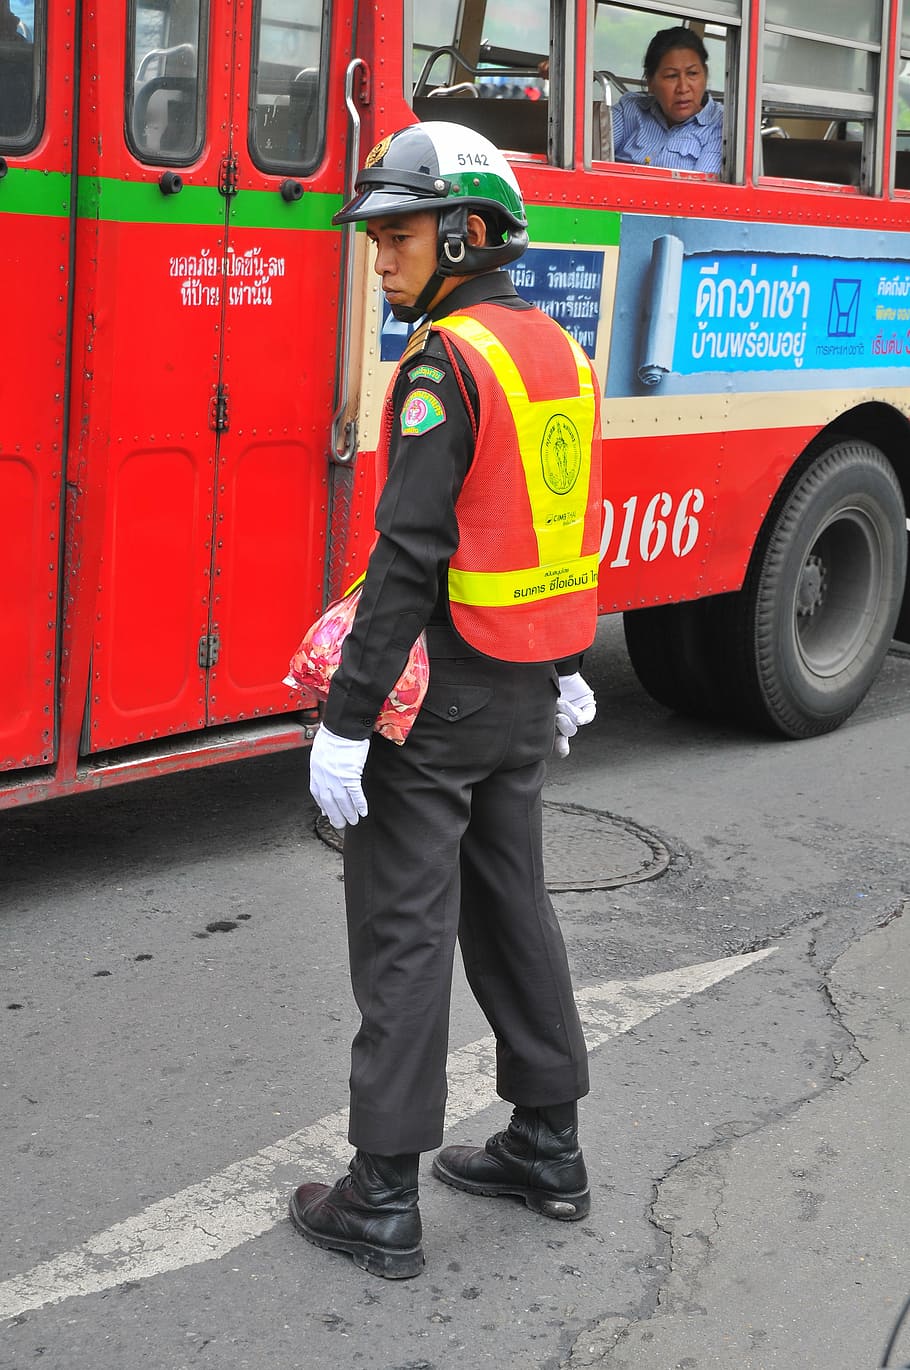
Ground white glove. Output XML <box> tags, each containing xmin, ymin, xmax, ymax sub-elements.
<box><xmin>309</xmin><ymin>725</ymin><xmax>370</xmax><ymax>829</ymax></box>
<box><xmin>554</xmin><ymin>672</ymin><xmax>596</xmax><ymax>758</ymax></box>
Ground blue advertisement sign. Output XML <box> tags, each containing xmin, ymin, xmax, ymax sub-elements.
<box><xmin>379</xmin><ymin>247</ymin><xmax>604</xmax><ymax>363</ymax></box>
<box><xmin>379</xmin><ymin>310</ymin><xmax>416</xmax><ymax>364</ymax></box>
<box><xmin>508</xmin><ymin>249</ymin><xmax>604</xmax><ymax>357</ymax></box>
<box><xmin>608</xmin><ymin>214</ymin><xmax>910</xmax><ymax>398</ymax></box>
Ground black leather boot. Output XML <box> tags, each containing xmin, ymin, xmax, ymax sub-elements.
<box><xmin>432</xmin><ymin>1103</ymin><xmax>589</xmax><ymax>1220</ymax></box>
<box><xmin>289</xmin><ymin>1150</ymin><xmax>424</xmax><ymax>1278</ymax></box>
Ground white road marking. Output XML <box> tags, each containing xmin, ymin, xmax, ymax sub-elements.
<box><xmin>0</xmin><ymin>948</ymin><xmax>774</xmax><ymax>1319</ymax></box>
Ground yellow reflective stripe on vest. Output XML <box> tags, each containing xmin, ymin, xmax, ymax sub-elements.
<box><xmin>440</xmin><ymin>313</ymin><xmax>596</xmax><ymax>581</ymax></box>
<box><xmin>448</xmin><ymin>555</ymin><xmax>599</xmax><ymax>607</ymax></box>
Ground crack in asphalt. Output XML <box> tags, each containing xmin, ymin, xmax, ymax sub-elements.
<box><xmin>559</xmin><ymin>915</ymin><xmax>882</xmax><ymax>1368</ymax></box>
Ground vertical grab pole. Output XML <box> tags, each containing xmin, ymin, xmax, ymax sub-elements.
<box><xmin>329</xmin><ymin>57</ymin><xmax>368</xmax><ymax>464</ymax></box>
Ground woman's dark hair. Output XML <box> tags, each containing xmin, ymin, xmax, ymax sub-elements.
<box><xmin>642</xmin><ymin>26</ymin><xmax>709</xmax><ymax>80</ymax></box>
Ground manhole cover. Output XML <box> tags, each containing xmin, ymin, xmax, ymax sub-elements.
<box><xmin>542</xmin><ymin>801</ymin><xmax>670</xmax><ymax>891</ymax></box>
<box><xmin>316</xmin><ymin>803</ymin><xmax>669</xmax><ymax>891</ymax></box>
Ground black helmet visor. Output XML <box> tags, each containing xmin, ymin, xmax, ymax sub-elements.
<box><xmin>332</xmin><ymin>168</ymin><xmax>453</xmax><ymax>225</ymax></box>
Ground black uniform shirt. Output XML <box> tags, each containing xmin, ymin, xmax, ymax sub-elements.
<box><xmin>323</xmin><ymin>270</ymin><xmax>581</xmax><ymax>741</ymax></box>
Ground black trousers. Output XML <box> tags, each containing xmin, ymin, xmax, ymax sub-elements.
<box><xmin>342</xmin><ymin>629</ymin><xmax>590</xmax><ymax>1155</ymax></box>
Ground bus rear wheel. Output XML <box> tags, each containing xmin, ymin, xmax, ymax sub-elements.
<box><xmin>727</xmin><ymin>439</ymin><xmax>906</xmax><ymax>738</ymax></box>
<box><xmin>622</xmin><ymin>597</ymin><xmax>728</xmax><ymax>719</ymax></box>
<box><xmin>622</xmin><ymin>441</ymin><xmax>906</xmax><ymax>739</ymax></box>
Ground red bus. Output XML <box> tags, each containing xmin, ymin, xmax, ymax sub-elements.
<box><xmin>2</xmin><ymin>0</ymin><xmax>908</xmax><ymax>810</ymax></box>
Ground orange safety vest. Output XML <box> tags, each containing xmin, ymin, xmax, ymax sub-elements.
<box><xmin>376</xmin><ymin>302</ymin><xmax>602</xmax><ymax>662</ymax></box>
<box><xmin>443</xmin><ymin>303</ymin><xmax>601</xmax><ymax>661</ymax></box>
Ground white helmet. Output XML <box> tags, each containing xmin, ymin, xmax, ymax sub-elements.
<box><xmin>333</xmin><ymin>121</ymin><xmax>528</xmax><ymax>318</ymax></box>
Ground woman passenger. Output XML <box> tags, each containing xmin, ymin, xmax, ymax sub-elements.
<box><xmin>612</xmin><ymin>27</ymin><xmax>722</xmax><ymax>174</ymax></box>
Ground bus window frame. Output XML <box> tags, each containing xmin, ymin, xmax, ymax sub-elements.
<box><xmin>404</xmin><ymin>0</ymin><xmax>574</xmax><ymax>169</ymax></box>
<box><xmin>124</xmin><ymin>0</ymin><xmax>210</xmax><ymax>169</ymax></box>
<box><xmin>584</xmin><ymin>0</ymin><xmax>746</xmax><ymax>183</ymax></box>
<box><xmin>891</xmin><ymin>14</ymin><xmax>910</xmax><ymax>195</ymax></box>
<box><xmin>247</xmin><ymin>0</ymin><xmax>332</xmax><ymax>177</ymax></box>
<box><xmin>0</xmin><ymin>0</ymin><xmax>46</xmax><ymax>153</ymax></box>
<box><xmin>755</xmin><ymin>13</ymin><xmax>888</xmax><ymax>194</ymax></box>
<box><xmin>552</xmin><ymin>0</ymin><xmax>575</xmax><ymax>167</ymax></box>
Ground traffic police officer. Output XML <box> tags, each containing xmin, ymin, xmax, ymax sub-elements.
<box><xmin>290</xmin><ymin>121</ymin><xmax>602</xmax><ymax>1279</ymax></box>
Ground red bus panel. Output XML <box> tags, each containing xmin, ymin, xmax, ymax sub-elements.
<box><xmin>0</xmin><ymin>4</ymin><xmax>74</xmax><ymax>771</ymax></box>
<box><xmin>76</xmin><ymin>4</ymin><xmax>336</xmax><ymax>752</ymax></box>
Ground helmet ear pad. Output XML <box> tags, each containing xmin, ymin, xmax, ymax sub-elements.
<box><xmin>382</xmin><ymin>206</ymin><xmax>462</xmax><ymax>324</ymax></box>
<box><xmin>435</xmin><ymin>203</ymin><xmax>529</xmax><ymax>277</ymax></box>
<box><xmin>388</xmin><ymin>199</ymin><xmax>531</xmax><ymax>324</ymax></box>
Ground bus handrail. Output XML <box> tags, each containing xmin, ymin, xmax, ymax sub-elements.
<box><xmin>593</xmin><ymin>68</ymin><xmax>630</xmax><ymax>99</ymax></box>
<box><xmin>135</xmin><ymin>43</ymin><xmax>196</xmax><ymax>81</ymax></box>
<box><xmin>329</xmin><ymin>56</ymin><xmax>367</xmax><ymax>465</ymax></box>
<box><xmin>414</xmin><ymin>45</ymin><xmax>537</xmax><ymax>98</ymax></box>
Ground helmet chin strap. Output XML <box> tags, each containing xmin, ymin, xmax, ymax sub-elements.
<box><xmin>389</xmin><ymin>269</ymin><xmax>447</xmax><ymax>324</ymax></box>
<box><xmin>389</xmin><ymin>208</ymin><xmax>470</xmax><ymax>324</ymax></box>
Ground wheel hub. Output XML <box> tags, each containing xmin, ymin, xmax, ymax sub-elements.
<box><xmin>795</xmin><ymin>508</ymin><xmax>887</xmax><ymax>678</ymax></box>
<box><xmin>796</xmin><ymin>554</ymin><xmax>826</xmax><ymax>617</ymax></box>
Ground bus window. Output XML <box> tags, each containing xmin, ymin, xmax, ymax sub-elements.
<box><xmin>894</xmin><ymin>0</ymin><xmax>910</xmax><ymax>190</ymax></box>
<box><xmin>0</xmin><ymin>0</ymin><xmax>43</xmax><ymax>150</ymax></box>
<box><xmin>409</xmin><ymin>0</ymin><xmax>557</xmax><ymax>161</ymax></box>
<box><xmin>589</xmin><ymin>3</ymin><xmax>737</xmax><ymax>178</ymax></box>
<box><xmin>126</xmin><ymin>0</ymin><xmax>207</xmax><ymax>165</ymax></box>
<box><xmin>249</xmin><ymin>0</ymin><xmax>329</xmax><ymax>174</ymax></box>
<box><xmin>759</xmin><ymin>0</ymin><xmax>882</xmax><ymax>189</ymax></box>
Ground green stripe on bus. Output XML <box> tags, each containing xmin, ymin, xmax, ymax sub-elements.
<box><xmin>76</xmin><ymin>177</ymin><xmax>225</xmax><ymax>226</ymax></box>
<box><xmin>526</xmin><ymin>203</ymin><xmax>621</xmax><ymax>246</ymax></box>
<box><xmin>1</xmin><ymin>168</ymin><xmax>621</xmax><ymax>244</ymax></box>
<box><xmin>345</xmin><ymin>204</ymin><xmax>623</xmax><ymax>248</ymax></box>
<box><xmin>229</xmin><ymin>191</ymin><xmax>341</xmax><ymax>230</ymax></box>
<box><xmin>73</xmin><ymin>176</ymin><xmax>342</xmax><ymax>229</ymax></box>
<box><xmin>0</xmin><ymin>167</ymin><xmax>71</xmax><ymax>217</ymax></box>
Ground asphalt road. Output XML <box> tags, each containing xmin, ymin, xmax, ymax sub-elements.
<box><xmin>1</xmin><ymin>618</ymin><xmax>908</xmax><ymax>1370</ymax></box>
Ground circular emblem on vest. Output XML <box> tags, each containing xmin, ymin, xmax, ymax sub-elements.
<box><xmin>540</xmin><ymin>414</ymin><xmax>582</xmax><ymax>494</ymax></box>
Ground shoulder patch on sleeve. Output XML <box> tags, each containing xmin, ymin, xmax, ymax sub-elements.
<box><xmin>407</xmin><ymin>363</ymin><xmax>445</xmax><ymax>384</ymax></box>
<box><xmin>400</xmin><ymin>389</ymin><xmax>447</xmax><ymax>437</ymax></box>
<box><xmin>399</xmin><ymin>320</ymin><xmax>431</xmax><ymax>365</ymax></box>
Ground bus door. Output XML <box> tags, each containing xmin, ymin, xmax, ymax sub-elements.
<box><xmin>80</xmin><ymin>0</ymin><xmax>338</xmax><ymax>755</ymax></box>
<box><xmin>0</xmin><ymin>0</ymin><xmax>72</xmax><ymax>773</ymax></box>
<box><xmin>208</xmin><ymin>0</ymin><xmax>339</xmax><ymax>727</ymax></box>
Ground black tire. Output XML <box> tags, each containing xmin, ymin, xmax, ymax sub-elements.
<box><xmin>623</xmin><ymin>597</ymin><xmax>730</xmax><ymax>718</ymax></box>
<box><xmin>728</xmin><ymin>439</ymin><xmax>906</xmax><ymax>738</ymax></box>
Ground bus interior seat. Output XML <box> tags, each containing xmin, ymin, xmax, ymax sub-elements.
<box><xmin>592</xmin><ymin>101</ymin><xmax>613</xmax><ymax>161</ymax></box>
<box><xmin>132</xmin><ymin>74</ymin><xmax>197</xmax><ymax>157</ymax></box>
<box><xmin>0</xmin><ymin>44</ymin><xmax>33</xmax><ymax>138</ymax></box>
<box><xmin>761</xmin><ymin>136</ymin><xmax>861</xmax><ymax>186</ymax></box>
<box><xmin>412</xmin><ymin>93</ymin><xmax>548</xmax><ymax>155</ymax></box>
<box><xmin>255</xmin><ymin>68</ymin><xmax>319</xmax><ymax>162</ymax></box>
<box><xmin>894</xmin><ymin>149</ymin><xmax>910</xmax><ymax>189</ymax></box>
<box><xmin>159</xmin><ymin>94</ymin><xmax>195</xmax><ymax>153</ymax></box>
